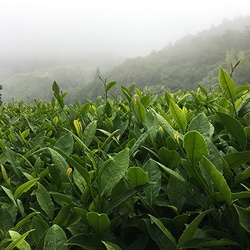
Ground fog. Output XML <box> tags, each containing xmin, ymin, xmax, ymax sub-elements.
<box><xmin>1</xmin><ymin>0</ymin><xmax>250</xmax><ymax>62</ymax></box>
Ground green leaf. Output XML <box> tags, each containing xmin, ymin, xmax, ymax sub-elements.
<box><xmin>169</xmin><ymin>98</ymin><xmax>187</xmax><ymax>133</ymax></box>
<box><xmin>12</xmin><ymin>212</ymin><xmax>38</xmax><ymax>232</ymax></box>
<box><xmin>234</xmin><ymin>205</ymin><xmax>250</xmax><ymax>233</ymax></box>
<box><xmin>130</xmin><ymin>130</ymin><xmax>149</xmax><ymax>156</ymax></box>
<box><xmin>235</xmin><ymin>167</ymin><xmax>250</xmax><ymax>184</ymax></box>
<box><xmin>126</xmin><ymin>167</ymin><xmax>149</xmax><ymax>187</ymax></box>
<box><xmin>134</xmin><ymin>98</ymin><xmax>147</xmax><ymax>123</ymax></box>
<box><xmin>100</xmin><ymin>148</ymin><xmax>129</xmax><ymax>196</ymax></box>
<box><xmin>1</xmin><ymin>186</ymin><xmax>17</xmax><ymax>206</ymax></box>
<box><xmin>43</xmin><ymin>224</ymin><xmax>67</xmax><ymax>250</ymax></box>
<box><xmin>8</xmin><ymin>230</ymin><xmax>31</xmax><ymax>250</ymax></box>
<box><xmin>83</xmin><ymin>120</ymin><xmax>97</xmax><ymax>147</ymax></box>
<box><xmin>153</xmin><ymin>160</ymin><xmax>189</xmax><ymax>187</ymax></box>
<box><xmin>158</xmin><ymin>147</ymin><xmax>181</xmax><ymax>169</ymax></box>
<box><xmin>14</xmin><ymin>178</ymin><xmax>39</xmax><ymax>199</ymax></box>
<box><xmin>31</xmin><ymin>215</ymin><xmax>50</xmax><ymax>245</ymax></box>
<box><xmin>55</xmin><ymin>133</ymin><xmax>74</xmax><ymax>156</ymax></box>
<box><xmin>143</xmin><ymin>159</ymin><xmax>162</xmax><ymax>206</ymax></box>
<box><xmin>121</xmin><ymin>85</ymin><xmax>132</xmax><ymax>102</ymax></box>
<box><xmin>149</xmin><ymin>214</ymin><xmax>177</xmax><ymax>246</ymax></box>
<box><xmin>0</xmin><ymin>207</ymin><xmax>14</xmax><ymax>234</ymax></box>
<box><xmin>201</xmin><ymin>156</ymin><xmax>232</xmax><ymax>205</ymax></box>
<box><xmin>53</xmin><ymin>205</ymin><xmax>73</xmax><ymax>228</ymax></box>
<box><xmin>65</xmin><ymin>234</ymin><xmax>102</xmax><ymax>250</ymax></box>
<box><xmin>105</xmin><ymin>184</ymin><xmax>148</xmax><ymax>213</ymax></box>
<box><xmin>6</xmin><ymin>229</ymin><xmax>34</xmax><ymax>250</ymax></box>
<box><xmin>167</xmin><ymin>176</ymin><xmax>186</xmax><ymax>213</ymax></box>
<box><xmin>55</xmin><ymin>147</ymin><xmax>90</xmax><ymax>184</ymax></box>
<box><xmin>217</xmin><ymin>111</ymin><xmax>247</xmax><ymax>150</ymax></box>
<box><xmin>87</xmin><ymin>212</ymin><xmax>110</xmax><ymax>235</ymax></box>
<box><xmin>80</xmin><ymin>102</ymin><xmax>91</xmax><ymax>116</ymax></box>
<box><xmin>102</xmin><ymin>241</ymin><xmax>121</xmax><ymax>250</ymax></box>
<box><xmin>223</xmin><ymin>151</ymin><xmax>250</xmax><ymax>169</ymax></box>
<box><xmin>219</xmin><ymin>68</ymin><xmax>236</xmax><ymax>100</ymax></box>
<box><xmin>188</xmin><ymin>113</ymin><xmax>214</xmax><ymax>138</ymax></box>
<box><xmin>151</xmin><ymin>108</ymin><xmax>177</xmax><ymax>140</ymax></box>
<box><xmin>106</xmin><ymin>81</ymin><xmax>116</xmax><ymax>92</ymax></box>
<box><xmin>183</xmin><ymin>130</ymin><xmax>208</xmax><ymax>166</ymax></box>
<box><xmin>146</xmin><ymin>218</ymin><xmax>175</xmax><ymax>250</ymax></box>
<box><xmin>36</xmin><ymin>183</ymin><xmax>54</xmax><ymax>220</ymax></box>
<box><xmin>50</xmin><ymin>192</ymin><xmax>73</xmax><ymax>206</ymax></box>
<box><xmin>52</xmin><ymin>81</ymin><xmax>60</xmax><ymax>96</ymax></box>
<box><xmin>178</xmin><ymin>210</ymin><xmax>210</xmax><ymax>247</ymax></box>
<box><xmin>48</xmin><ymin>148</ymin><xmax>68</xmax><ymax>176</ymax></box>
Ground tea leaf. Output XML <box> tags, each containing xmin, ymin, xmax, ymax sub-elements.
<box><xmin>234</xmin><ymin>205</ymin><xmax>250</xmax><ymax>233</ymax></box>
<box><xmin>169</xmin><ymin>98</ymin><xmax>187</xmax><ymax>133</ymax></box>
<box><xmin>121</xmin><ymin>85</ymin><xmax>132</xmax><ymax>102</ymax></box>
<box><xmin>178</xmin><ymin>210</ymin><xmax>210</xmax><ymax>247</ymax></box>
<box><xmin>217</xmin><ymin>111</ymin><xmax>247</xmax><ymax>150</ymax></box>
<box><xmin>52</xmin><ymin>81</ymin><xmax>60</xmax><ymax>96</ymax></box>
<box><xmin>201</xmin><ymin>156</ymin><xmax>232</xmax><ymax>205</ymax></box>
<box><xmin>36</xmin><ymin>183</ymin><xmax>54</xmax><ymax>220</ymax></box>
<box><xmin>183</xmin><ymin>131</ymin><xmax>208</xmax><ymax>166</ymax></box>
<box><xmin>48</xmin><ymin>148</ymin><xmax>68</xmax><ymax>175</ymax></box>
<box><xmin>235</xmin><ymin>167</ymin><xmax>250</xmax><ymax>184</ymax></box>
<box><xmin>134</xmin><ymin>98</ymin><xmax>147</xmax><ymax>123</ymax></box>
<box><xmin>105</xmin><ymin>184</ymin><xmax>148</xmax><ymax>213</ymax></box>
<box><xmin>0</xmin><ymin>207</ymin><xmax>13</xmax><ymax>234</ymax></box>
<box><xmin>100</xmin><ymin>148</ymin><xmax>129</xmax><ymax>196</ymax></box>
<box><xmin>55</xmin><ymin>133</ymin><xmax>74</xmax><ymax>156</ymax></box>
<box><xmin>105</xmin><ymin>81</ymin><xmax>116</xmax><ymax>92</ymax></box>
<box><xmin>143</xmin><ymin>159</ymin><xmax>161</xmax><ymax>206</ymax></box>
<box><xmin>102</xmin><ymin>241</ymin><xmax>121</xmax><ymax>250</ymax></box>
<box><xmin>87</xmin><ymin>212</ymin><xmax>110</xmax><ymax>235</ymax></box>
<box><xmin>149</xmin><ymin>214</ymin><xmax>177</xmax><ymax>245</ymax></box>
<box><xmin>223</xmin><ymin>150</ymin><xmax>250</xmax><ymax>169</ymax></box>
<box><xmin>83</xmin><ymin>120</ymin><xmax>97</xmax><ymax>147</ymax></box>
<box><xmin>65</xmin><ymin>234</ymin><xmax>102</xmax><ymax>249</ymax></box>
<box><xmin>14</xmin><ymin>178</ymin><xmax>39</xmax><ymax>199</ymax></box>
<box><xmin>146</xmin><ymin>218</ymin><xmax>176</xmax><ymax>249</ymax></box>
<box><xmin>153</xmin><ymin>160</ymin><xmax>189</xmax><ymax>187</ymax></box>
<box><xmin>219</xmin><ymin>68</ymin><xmax>236</xmax><ymax>100</ymax></box>
<box><xmin>43</xmin><ymin>224</ymin><xmax>67</xmax><ymax>250</ymax></box>
<box><xmin>12</xmin><ymin>211</ymin><xmax>38</xmax><ymax>232</ymax></box>
<box><xmin>8</xmin><ymin>230</ymin><xmax>31</xmax><ymax>250</ymax></box>
<box><xmin>126</xmin><ymin>167</ymin><xmax>149</xmax><ymax>187</ymax></box>
<box><xmin>167</xmin><ymin>176</ymin><xmax>186</xmax><ymax>213</ymax></box>
<box><xmin>55</xmin><ymin>147</ymin><xmax>90</xmax><ymax>184</ymax></box>
<box><xmin>151</xmin><ymin>108</ymin><xmax>177</xmax><ymax>140</ymax></box>
<box><xmin>188</xmin><ymin>113</ymin><xmax>214</xmax><ymax>138</ymax></box>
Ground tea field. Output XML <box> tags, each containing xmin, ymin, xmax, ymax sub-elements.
<box><xmin>0</xmin><ymin>67</ymin><xmax>250</xmax><ymax>249</ymax></box>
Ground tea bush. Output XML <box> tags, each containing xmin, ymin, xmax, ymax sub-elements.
<box><xmin>0</xmin><ymin>67</ymin><xmax>250</xmax><ymax>249</ymax></box>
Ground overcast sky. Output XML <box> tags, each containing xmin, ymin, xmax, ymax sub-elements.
<box><xmin>1</xmin><ymin>0</ymin><xmax>250</xmax><ymax>60</ymax></box>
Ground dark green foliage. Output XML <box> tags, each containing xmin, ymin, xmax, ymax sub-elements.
<box><xmin>0</xmin><ymin>67</ymin><xmax>250</xmax><ymax>249</ymax></box>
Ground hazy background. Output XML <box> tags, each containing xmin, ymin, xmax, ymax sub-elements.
<box><xmin>1</xmin><ymin>0</ymin><xmax>250</xmax><ymax>59</ymax></box>
<box><xmin>1</xmin><ymin>0</ymin><xmax>250</xmax><ymax>102</ymax></box>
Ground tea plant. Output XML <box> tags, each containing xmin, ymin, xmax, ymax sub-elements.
<box><xmin>0</xmin><ymin>67</ymin><xmax>249</xmax><ymax>249</ymax></box>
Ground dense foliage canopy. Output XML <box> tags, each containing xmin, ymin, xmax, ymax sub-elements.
<box><xmin>0</xmin><ymin>66</ymin><xmax>250</xmax><ymax>249</ymax></box>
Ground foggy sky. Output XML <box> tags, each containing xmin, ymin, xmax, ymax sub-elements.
<box><xmin>1</xmin><ymin>0</ymin><xmax>250</xmax><ymax>60</ymax></box>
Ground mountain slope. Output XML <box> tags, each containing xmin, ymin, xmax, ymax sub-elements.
<box><xmin>79</xmin><ymin>15</ymin><xmax>250</xmax><ymax>101</ymax></box>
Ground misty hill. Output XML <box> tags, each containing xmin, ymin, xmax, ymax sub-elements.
<box><xmin>1</xmin><ymin>15</ymin><xmax>250</xmax><ymax>103</ymax></box>
<box><xmin>1</xmin><ymin>52</ymin><xmax>124</xmax><ymax>102</ymax></box>
<box><xmin>79</xmin><ymin>15</ymin><xmax>250</xmax><ymax>100</ymax></box>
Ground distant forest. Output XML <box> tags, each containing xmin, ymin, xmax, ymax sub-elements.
<box><xmin>78</xmin><ymin>15</ymin><xmax>250</xmax><ymax>101</ymax></box>
<box><xmin>1</xmin><ymin>15</ymin><xmax>250</xmax><ymax>103</ymax></box>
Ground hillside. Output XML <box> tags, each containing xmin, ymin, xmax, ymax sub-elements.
<box><xmin>79</xmin><ymin>15</ymin><xmax>250</xmax><ymax>100</ymax></box>
<box><xmin>1</xmin><ymin>15</ymin><xmax>250</xmax><ymax>103</ymax></box>
<box><xmin>1</xmin><ymin>52</ymin><xmax>124</xmax><ymax>103</ymax></box>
